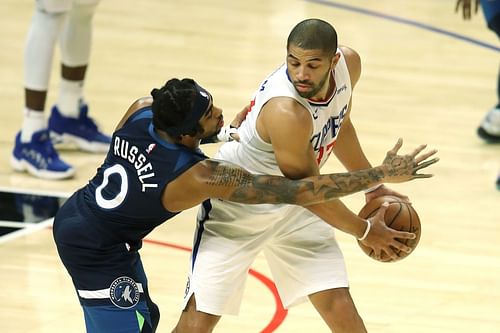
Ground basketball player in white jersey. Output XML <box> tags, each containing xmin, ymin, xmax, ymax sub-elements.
<box><xmin>11</xmin><ymin>0</ymin><xmax>110</xmax><ymax>180</ymax></box>
<box><xmin>174</xmin><ymin>19</ymin><xmax>436</xmax><ymax>333</ymax></box>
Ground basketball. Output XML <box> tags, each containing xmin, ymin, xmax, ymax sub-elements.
<box><xmin>357</xmin><ymin>195</ymin><xmax>421</xmax><ymax>262</ymax></box>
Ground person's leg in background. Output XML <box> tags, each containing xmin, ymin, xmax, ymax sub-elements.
<box><xmin>12</xmin><ymin>0</ymin><xmax>111</xmax><ymax>180</ymax></box>
<box><xmin>477</xmin><ymin>0</ymin><xmax>500</xmax><ymax>190</ymax></box>
<box><xmin>488</xmin><ymin>13</ymin><xmax>500</xmax><ymax>189</ymax></box>
<box><xmin>477</xmin><ymin>0</ymin><xmax>500</xmax><ymax>143</ymax></box>
<box><xmin>11</xmin><ymin>0</ymin><xmax>74</xmax><ymax>180</ymax></box>
<box><xmin>48</xmin><ymin>0</ymin><xmax>111</xmax><ymax>153</ymax></box>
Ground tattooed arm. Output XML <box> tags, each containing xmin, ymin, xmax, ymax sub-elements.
<box><xmin>161</xmin><ymin>140</ymin><xmax>438</xmax><ymax>212</ymax></box>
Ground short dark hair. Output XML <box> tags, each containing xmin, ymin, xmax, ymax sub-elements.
<box><xmin>286</xmin><ymin>19</ymin><xmax>338</xmax><ymax>56</ymax></box>
<box><xmin>150</xmin><ymin>78</ymin><xmax>203</xmax><ymax>137</ymax></box>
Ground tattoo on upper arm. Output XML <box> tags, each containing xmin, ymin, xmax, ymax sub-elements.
<box><xmin>204</xmin><ymin>160</ymin><xmax>295</xmax><ymax>203</ymax></box>
<box><xmin>205</xmin><ymin>160</ymin><xmax>253</xmax><ymax>187</ymax></box>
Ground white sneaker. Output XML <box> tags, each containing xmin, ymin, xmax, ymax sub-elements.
<box><xmin>477</xmin><ymin>107</ymin><xmax>500</xmax><ymax>143</ymax></box>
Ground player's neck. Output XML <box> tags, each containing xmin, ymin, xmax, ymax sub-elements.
<box><xmin>179</xmin><ymin>136</ymin><xmax>200</xmax><ymax>150</ymax></box>
<box><xmin>309</xmin><ymin>72</ymin><xmax>335</xmax><ymax>102</ymax></box>
<box><xmin>156</xmin><ymin>129</ymin><xmax>200</xmax><ymax>150</ymax></box>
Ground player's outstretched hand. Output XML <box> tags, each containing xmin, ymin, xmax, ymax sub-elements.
<box><xmin>381</xmin><ymin>138</ymin><xmax>439</xmax><ymax>184</ymax></box>
<box><xmin>360</xmin><ymin>202</ymin><xmax>415</xmax><ymax>261</ymax></box>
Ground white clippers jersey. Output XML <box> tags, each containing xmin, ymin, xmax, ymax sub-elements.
<box><xmin>217</xmin><ymin>49</ymin><xmax>352</xmax><ymax>176</ymax></box>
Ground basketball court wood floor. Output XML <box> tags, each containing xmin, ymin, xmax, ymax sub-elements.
<box><xmin>1</xmin><ymin>0</ymin><xmax>499</xmax><ymax>332</ymax></box>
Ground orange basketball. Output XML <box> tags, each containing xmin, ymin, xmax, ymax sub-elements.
<box><xmin>357</xmin><ymin>195</ymin><xmax>421</xmax><ymax>262</ymax></box>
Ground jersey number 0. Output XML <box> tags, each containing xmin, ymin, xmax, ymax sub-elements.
<box><xmin>95</xmin><ymin>164</ymin><xmax>129</xmax><ymax>209</ymax></box>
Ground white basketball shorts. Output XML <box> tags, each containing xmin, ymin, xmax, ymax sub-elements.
<box><xmin>182</xmin><ymin>199</ymin><xmax>349</xmax><ymax>315</ymax></box>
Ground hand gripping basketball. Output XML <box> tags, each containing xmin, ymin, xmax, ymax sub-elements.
<box><xmin>381</xmin><ymin>138</ymin><xmax>439</xmax><ymax>184</ymax></box>
<box><xmin>358</xmin><ymin>196</ymin><xmax>420</xmax><ymax>262</ymax></box>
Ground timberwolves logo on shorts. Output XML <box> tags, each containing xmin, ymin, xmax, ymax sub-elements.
<box><xmin>109</xmin><ymin>276</ymin><xmax>140</xmax><ymax>309</ymax></box>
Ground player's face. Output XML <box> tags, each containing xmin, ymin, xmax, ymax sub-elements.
<box><xmin>198</xmin><ymin>103</ymin><xmax>224</xmax><ymax>138</ymax></box>
<box><xmin>286</xmin><ymin>45</ymin><xmax>337</xmax><ymax>99</ymax></box>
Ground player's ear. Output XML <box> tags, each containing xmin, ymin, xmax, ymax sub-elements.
<box><xmin>330</xmin><ymin>52</ymin><xmax>341</xmax><ymax>67</ymax></box>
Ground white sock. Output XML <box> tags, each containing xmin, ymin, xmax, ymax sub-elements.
<box><xmin>21</xmin><ymin>108</ymin><xmax>47</xmax><ymax>142</ymax></box>
<box><xmin>57</xmin><ymin>78</ymin><xmax>83</xmax><ymax>117</ymax></box>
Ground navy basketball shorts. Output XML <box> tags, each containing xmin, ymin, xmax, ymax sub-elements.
<box><xmin>53</xmin><ymin>195</ymin><xmax>160</xmax><ymax>333</ymax></box>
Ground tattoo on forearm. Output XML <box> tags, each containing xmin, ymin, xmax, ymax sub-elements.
<box><xmin>204</xmin><ymin>160</ymin><xmax>386</xmax><ymax>206</ymax></box>
<box><xmin>304</xmin><ymin>168</ymin><xmax>385</xmax><ymax>200</ymax></box>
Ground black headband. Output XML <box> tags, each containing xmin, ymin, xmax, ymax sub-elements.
<box><xmin>166</xmin><ymin>82</ymin><xmax>212</xmax><ymax>137</ymax></box>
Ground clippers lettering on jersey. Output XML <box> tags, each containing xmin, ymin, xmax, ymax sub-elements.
<box><xmin>113</xmin><ymin>136</ymin><xmax>159</xmax><ymax>192</ymax></box>
<box><xmin>310</xmin><ymin>104</ymin><xmax>348</xmax><ymax>150</ymax></box>
<box><xmin>310</xmin><ymin>104</ymin><xmax>348</xmax><ymax>164</ymax></box>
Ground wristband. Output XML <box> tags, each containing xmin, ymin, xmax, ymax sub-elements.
<box><xmin>364</xmin><ymin>183</ymin><xmax>383</xmax><ymax>194</ymax></box>
<box><xmin>217</xmin><ymin>125</ymin><xmax>238</xmax><ymax>142</ymax></box>
<box><xmin>357</xmin><ymin>219</ymin><xmax>371</xmax><ymax>241</ymax></box>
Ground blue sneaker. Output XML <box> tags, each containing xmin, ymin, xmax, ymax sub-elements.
<box><xmin>48</xmin><ymin>102</ymin><xmax>111</xmax><ymax>153</ymax></box>
<box><xmin>11</xmin><ymin>130</ymin><xmax>75</xmax><ymax>180</ymax></box>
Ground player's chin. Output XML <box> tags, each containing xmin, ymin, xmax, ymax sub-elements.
<box><xmin>296</xmin><ymin>87</ymin><xmax>315</xmax><ymax>98</ymax></box>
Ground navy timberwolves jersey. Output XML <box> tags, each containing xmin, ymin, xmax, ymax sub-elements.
<box><xmin>79</xmin><ymin>107</ymin><xmax>207</xmax><ymax>242</ymax></box>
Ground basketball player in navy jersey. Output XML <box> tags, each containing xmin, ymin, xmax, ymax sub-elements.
<box><xmin>53</xmin><ymin>78</ymin><xmax>438</xmax><ymax>332</ymax></box>
<box><xmin>174</xmin><ymin>20</ymin><xmax>438</xmax><ymax>333</ymax></box>
<box><xmin>455</xmin><ymin>0</ymin><xmax>500</xmax><ymax>189</ymax></box>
